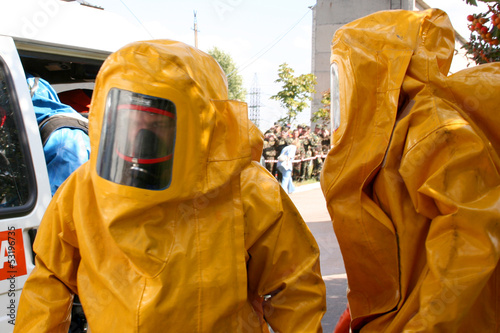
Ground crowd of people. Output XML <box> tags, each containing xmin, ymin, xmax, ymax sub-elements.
<box><xmin>262</xmin><ymin>122</ymin><xmax>331</xmax><ymax>184</ymax></box>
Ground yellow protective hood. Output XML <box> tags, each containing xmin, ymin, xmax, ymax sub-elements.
<box><xmin>86</xmin><ymin>40</ymin><xmax>255</xmax><ymax>276</ymax></box>
<box><xmin>89</xmin><ymin>40</ymin><xmax>252</xmax><ymax>204</ymax></box>
<box><xmin>323</xmin><ymin>9</ymin><xmax>454</xmax><ymax>198</ymax></box>
<box><xmin>322</xmin><ymin>9</ymin><xmax>500</xmax><ymax>331</ymax></box>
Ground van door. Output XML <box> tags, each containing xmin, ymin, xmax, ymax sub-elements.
<box><xmin>0</xmin><ymin>35</ymin><xmax>52</xmax><ymax>331</ymax></box>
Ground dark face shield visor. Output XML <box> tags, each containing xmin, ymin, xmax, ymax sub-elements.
<box><xmin>97</xmin><ymin>88</ymin><xmax>176</xmax><ymax>190</ymax></box>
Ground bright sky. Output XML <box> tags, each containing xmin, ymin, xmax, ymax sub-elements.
<box><xmin>91</xmin><ymin>0</ymin><xmax>316</xmax><ymax>129</ymax></box>
<box><xmin>90</xmin><ymin>0</ymin><xmax>487</xmax><ymax>130</ymax></box>
<box><xmin>425</xmin><ymin>0</ymin><xmax>489</xmax><ymax>37</ymax></box>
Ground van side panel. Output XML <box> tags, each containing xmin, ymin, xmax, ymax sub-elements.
<box><xmin>0</xmin><ymin>36</ymin><xmax>52</xmax><ymax>332</ymax></box>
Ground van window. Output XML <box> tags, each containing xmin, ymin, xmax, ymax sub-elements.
<box><xmin>0</xmin><ymin>60</ymin><xmax>36</xmax><ymax>214</ymax></box>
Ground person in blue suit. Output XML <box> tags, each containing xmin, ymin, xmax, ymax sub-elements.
<box><xmin>27</xmin><ymin>74</ymin><xmax>90</xmax><ymax>195</ymax></box>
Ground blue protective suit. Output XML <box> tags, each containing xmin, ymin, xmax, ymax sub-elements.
<box><xmin>27</xmin><ymin>74</ymin><xmax>91</xmax><ymax>195</ymax></box>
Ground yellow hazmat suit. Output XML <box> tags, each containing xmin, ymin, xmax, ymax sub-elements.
<box><xmin>15</xmin><ymin>40</ymin><xmax>326</xmax><ymax>332</ymax></box>
<box><xmin>321</xmin><ymin>9</ymin><xmax>500</xmax><ymax>332</ymax></box>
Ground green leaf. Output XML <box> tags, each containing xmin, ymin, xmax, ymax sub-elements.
<box><xmin>493</xmin><ymin>26</ymin><xmax>500</xmax><ymax>38</ymax></box>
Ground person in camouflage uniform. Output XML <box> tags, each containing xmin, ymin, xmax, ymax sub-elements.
<box><xmin>312</xmin><ymin>124</ymin><xmax>325</xmax><ymax>181</ymax></box>
<box><xmin>262</xmin><ymin>132</ymin><xmax>278</xmax><ymax>178</ymax></box>
<box><xmin>296</xmin><ymin>124</ymin><xmax>304</xmax><ymax>137</ymax></box>
<box><xmin>273</xmin><ymin>123</ymin><xmax>282</xmax><ymax>137</ymax></box>
<box><xmin>277</xmin><ymin>127</ymin><xmax>291</xmax><ymax>156</ymax></box>
<box><xmin>275</xmin><ymin>129</ymin><xmax>292</xmax><ymax>182</ymax></box>
<box><xmin>290</xmin><ymin>129</ymin><xmax>303</xmax><ymax>181</ymax></box>
<box><xmin>321</xmin><ymin>127</ymin><xmax>331</xmax><ymax>155</ymax></box>
<box><xmin>300</xmin><ymin>126</ymin><xmax>314</xmax><ymax>181</ymax></box>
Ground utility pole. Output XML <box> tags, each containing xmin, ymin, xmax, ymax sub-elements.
<box><xmin>193</xmin><ymin>11</ymin><xmax>199</xmax><ymax>48</ymax></box>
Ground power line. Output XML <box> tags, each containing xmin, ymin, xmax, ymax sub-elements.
<box><xmin>227</xmin><ymin>8</ymin><xmax>312</xmax><ymax>78</ymax></box>
<box><xmin>118</xmin><ymin>0</ymin><xmax>155</xmax><ymax>39</ymax></box>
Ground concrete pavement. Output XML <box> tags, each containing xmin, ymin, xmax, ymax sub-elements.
<box><xmin>289</xmin><ymin>182</ymin><xmax>348</xmax><ymax>332</ymax></box>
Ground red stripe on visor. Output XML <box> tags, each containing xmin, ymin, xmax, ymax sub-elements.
<box><xmin>117</xmin><ymin>104</ymin><xmax>176</xmax><ymax>118</ymax></box>
<box><xmin>116</xmin><ymin>149</ymin><xmax>173</xmax><ymax>164</ymax></box>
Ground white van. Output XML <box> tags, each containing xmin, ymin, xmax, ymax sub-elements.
<box><xmin>0</xmin><ymin>1</ymin><xmax>149</xmax><ymax>330</ymax></box>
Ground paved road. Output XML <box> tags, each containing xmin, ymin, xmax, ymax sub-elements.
<box><xmin>289</xmin><ymin>183</ymin><xmax>347</xmax><ymax>333</ymax></box>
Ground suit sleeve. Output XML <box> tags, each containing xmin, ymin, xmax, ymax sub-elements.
<box><xmin>401</xmin><ymin>123</ymin><xmax>500</xmax><ymax>331</ymax></box>
<box><xmin>14</xmin><ymin>191</ymin><xmax>80</xmax><ymax>333</ymax></box>
<box><xmin>242</xmin><ymin>163</ymin><xmax>326</xmax><ymax>332</ymax></box>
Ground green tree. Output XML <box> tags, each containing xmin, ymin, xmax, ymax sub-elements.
<box><xmin>270</xmin><ymin>63</ymin><xmax>316</xmax><ymax>125</ymax></box>
<box><xmin>208</xmin><ymin>47</ymin><xmax>246</xmax><ymax>101</ymax></box>
<box><xmin>311</xmin><ymin>89</ymin><xmax>330</xmax><ymax>127</ymax></box>
<box><xmin>462</xmin><ymin>0</ymin><xmax>500</xmax><ymax>64</ymax></box>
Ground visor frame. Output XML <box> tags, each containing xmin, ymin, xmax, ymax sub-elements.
<box><xmin>96</xmin><ymin>88</ymin><xmax>177</xmax><ymax>190</ymax></box>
